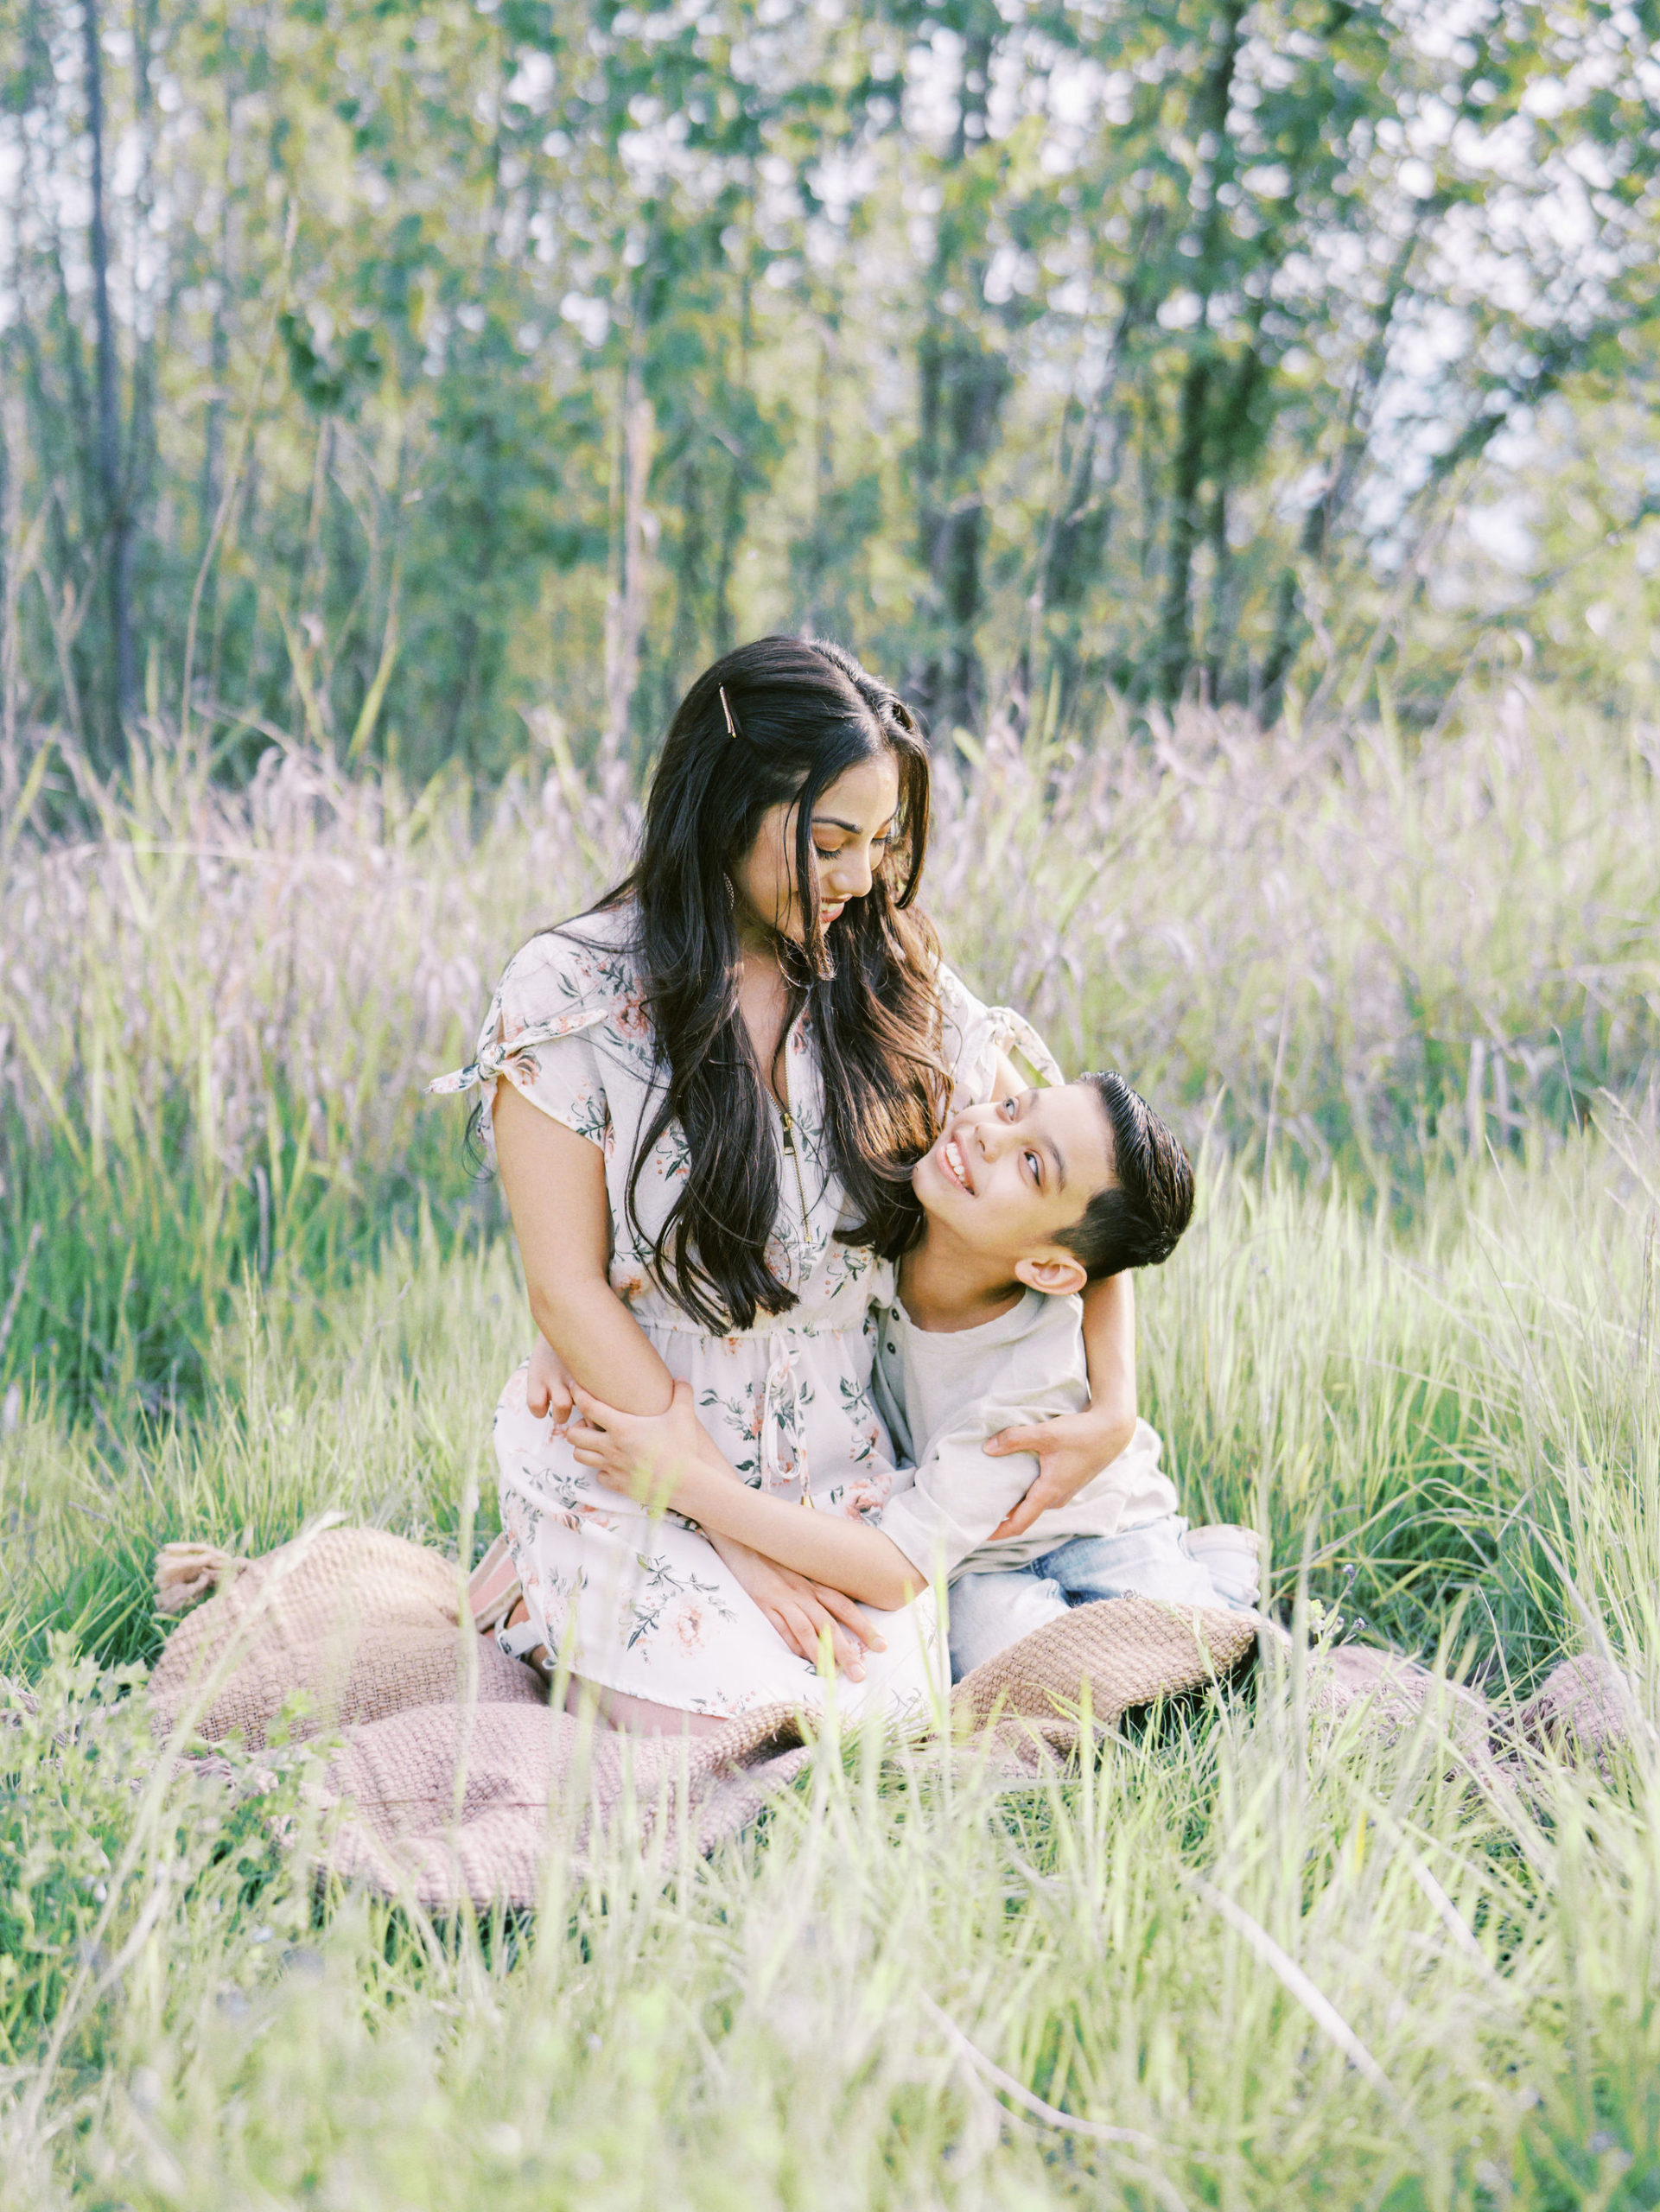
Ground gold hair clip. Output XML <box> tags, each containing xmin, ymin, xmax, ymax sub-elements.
<box><xmin>718</xmin><ymin>684</ymin><xmax>738</xmax><ymax>737</ymax></box>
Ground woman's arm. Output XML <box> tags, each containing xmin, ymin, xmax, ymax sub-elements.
<box><xmin>982</xmin><ymin>1274</ymin><xmax>1136</xmax><ymax>1536</ymax></box>
<box><xmin>978</xmin><ymin>1050</ymin><xmax>1138</xmax><ymax>1537</ymax></box>
<box><xmin>493</xmin><ymin>1078</ymin><xmax>674</xmax><ymax>1415</ymax></box>
<box><xmin>569</xmin><ymin>1381</ymin><xmax>924</xmax><ymax>1612</ymax></box>
<box><xmin>1080</xmin><ymin>1267</ymin><xmax>1137</xmax><ymax>1459</ymax></box>
<box><xmin>511</xmin><ymin>1221</ymin><xmax>889</xmax><ymax>1663</ymax></box>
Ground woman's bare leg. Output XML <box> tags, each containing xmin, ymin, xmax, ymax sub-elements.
<box><xmin>504</xmin><ymin>1600</ymin><xmax>730</xmax><ymax>1735</ymax></box>
<box><xmin>564</xmin><ymin>1674</ymin><xmax>731</xmax><ymax>1738</ymax></box>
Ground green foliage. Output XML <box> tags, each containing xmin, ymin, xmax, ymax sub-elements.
<box><xmin>1</xmin><ymin>683</ymin><xmax>1658</xmax><ymax>2201</ymax></box>
<box><xmin>4</xmin><ymin>0</ymin><xmax>1660</xmax><ymax>786</ymax></box>
<box><xmin>3</xmin><ymin>688</ymin><xmax>1656</xmax><ymax>1419</ymax></box>
<box><xmin>1</xmin><ymin>1163</ymin><xmax>1658</xmax><ymax>2201</ymax></box>
<box><xmin>3</xmin><ymin>20</ymin><xmax>1658</xmax><ymax>2131</ymax></box>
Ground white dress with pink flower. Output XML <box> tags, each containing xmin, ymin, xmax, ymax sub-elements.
<box><xmin>429</xmin><ymin>899</ymin><xmax>1059</xmax><ymax>1721</ymax></box>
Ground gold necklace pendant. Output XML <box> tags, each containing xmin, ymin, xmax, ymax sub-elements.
<box><xmin>779</xmin><ymin>1106</ymin><xmax>814</xmax><ymax>1510</ymax></box>
<box><xmin>779</xmin><ymin>1106</ymin><xmax>811</xmax><ymax>1231</ymax></box>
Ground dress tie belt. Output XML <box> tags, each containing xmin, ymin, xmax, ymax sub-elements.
<box><xmin>759</xmin><ymin>1330</ymin><xmax>813</xmax><ymax>1506</ymax></box>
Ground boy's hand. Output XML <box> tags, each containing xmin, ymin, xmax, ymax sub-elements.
<box><xmin>526</xmin><ymin>1332</ymin><xmax>576</xmax><ymax>1426</ymax></box>
<box><xmin>983</xmin><ymin>1404</ymin><xmax>1135</xmax><ymax>1540</ymax></box>
<box><xmin>709</xmin><ymin>1537</ymin><xmax>885</xmax><ymax>1681</ymax></box>
<box><xmin>567</xmin><ymin>1378</ymin><xmax>714</xmax><ymax>1516</ymax></box>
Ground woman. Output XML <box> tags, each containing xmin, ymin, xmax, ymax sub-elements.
<box><xmin>432</xmin><ymin>637</ymin><xmax>1135</xmax><ymax>1729</ymax></box>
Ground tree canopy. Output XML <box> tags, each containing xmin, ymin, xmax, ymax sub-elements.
<box><xmin>3</xmin><ymin>0</ymin><xmax>1659</xmax><ymax>786</ymax></box>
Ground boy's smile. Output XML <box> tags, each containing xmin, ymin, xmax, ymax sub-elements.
<box><xmin>938</xmin><ymin>1135</ymin><xmax>972</xmax><ymax>1191</ymax></box>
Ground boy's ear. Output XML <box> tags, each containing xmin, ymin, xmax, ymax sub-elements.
<box><xmin>1014</xmin><ymin>1251</ymin><xmax>1088</xmax><ymax>1298</ymax></box>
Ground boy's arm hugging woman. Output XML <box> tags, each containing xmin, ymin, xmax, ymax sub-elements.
<box><xmin>432</xmin><ymin>635</ymin><xmax>1136</xmax><ymax>1732</ymax></box>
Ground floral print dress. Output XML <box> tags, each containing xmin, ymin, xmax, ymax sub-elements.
<box><xmin>429</xmin><ymin>899</ymin><xmax>1060</xmax><ymax>1721</ymax></box>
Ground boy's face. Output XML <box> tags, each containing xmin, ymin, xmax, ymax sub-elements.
<box><xmin>912</xmin><ymin>1084</ymin><xmax>1115</xmax><ymax>1290</ymax></box>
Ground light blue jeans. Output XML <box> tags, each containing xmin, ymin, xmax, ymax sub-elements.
<box><xmin>946</xmin><ymin>1515</ymin><xmax>1254</xmax><ymax>1682</ymax></box>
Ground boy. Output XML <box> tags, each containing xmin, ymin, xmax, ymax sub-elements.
<box><xmin>871</xmin><ymin>1071</ymin><xmax>1257</xmax><ymax>1677</ymax></box>
<box><xmin>564</xmin><ymin>1073</ymin><xmax>1258</xmax><ymax>1674</ymax></box>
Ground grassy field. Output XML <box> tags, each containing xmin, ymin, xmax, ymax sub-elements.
<box><xmin>3</xmin><ymin>692</ymin><xmax>1658</xmax><ymax>2207</ymax></box>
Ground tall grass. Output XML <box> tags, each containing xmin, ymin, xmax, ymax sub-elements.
<box><xmin>1</xmin><ymin>736</ymin><xmax>630</xmax><ymax>1414</ymax></box>
<box><xmin>1152</xmin><ymin>1115</ymin><xmax>1660</xmax><ymax>1680</ymax></box>
<box><xmin>5</xmin><ymin>1640</ymin><xmax>1659</xmax><ymax>2211</ymax></box>
<box><xmin>940</xmin><ymin>690</ymin><xmax>1660</xmax><ymax>1193</ymax></box>
<box><xmin>4</xmin><ymin>1109</ymin><xmax>1654</xmax><ymax>1685</ymax></box>
<box><xmin>5</xmin><ymin>687</ymin><xmax>1657</xmax><ymax>1414</ymax></box>
<box><xmin>3</xmin><ymin>690</ymin><xmax>1658</xmax><ymax>2206</ymax></box>
<box><xmin>2</xmin><ymin>1151</ymin><xmax>1657</xmax><ymax>2206</ymax></box>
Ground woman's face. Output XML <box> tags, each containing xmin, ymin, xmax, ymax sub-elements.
<box><xmin>732</xmin><ymin>750</ymin><xmax>901</xmax><ymax>946</ymax></box>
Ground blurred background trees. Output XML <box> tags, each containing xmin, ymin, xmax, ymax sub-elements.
<box><xmin>3</xmin><ymin>0</ymin><xmax>1660</xmax><ymax>789</ymax></box>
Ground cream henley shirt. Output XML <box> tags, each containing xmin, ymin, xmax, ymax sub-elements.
<box><xmin>871</xmin><ymin>1285</ymin><xmax>1179</xmax><ymax>1585</ymax></box>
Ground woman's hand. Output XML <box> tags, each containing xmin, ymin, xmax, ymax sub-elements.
<box><xmin>982</xmin><ymin>1402</ymin><xmax>1135</xmax><ymax>1541</ymax></box>
<box><xmin>707</xmin><ymin>1537</ymin><xmax>885</xmax><ymax>1681</ymax></box>
<box><xmin>526</xmin><ymin>1332</ymin><xmax>576</xmax><ymax>1425</ymax></box>
<box><xmin>984</xmin><ymin>1265</ymin><xmax>1140</xmax><ymax>1538</ymax></box>
<box><xmin>566</xmin><ymin>1378</ymin><xmax>719</xmax><ymax>1517</ymax></box>
<box><xmin>567</xmin><ymin>1382</ymin><xmax>887</xmax><ymax>1674</ymax></box>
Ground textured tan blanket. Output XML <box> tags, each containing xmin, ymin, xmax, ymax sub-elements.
<box><xmin>148</xmin><ymin>1522</ymin><xmax>548</xmax><ymax>1746</ymax></box>
<box><xmin>149</xmin><ymin>1522</ymin><xmax>818</xmax><ymax>1906</ymax></box>
<box><xmin>1516</xmin><ymin>1648</ymin><xmax>1643</xmax><ymax>1775</ymax></box>
<box><xmin>149</xmin><ymin>1522</ymin><xmax>1628</xmax><ymax>1912</ymax></box>
<box><xmin>321</xmin><ymin>1700</ymin><xmax>811</xmax><ymax>1907</ymax></box>
<box><xmin>147</xmin><ymin>1522</ymin><xmax>1275</xmax><ymax>1904</ymax></box>
<box><xmin>950</xmin><ymin>1590</ymin><xmax>1260</xmax><ymax>1767</ymax></box>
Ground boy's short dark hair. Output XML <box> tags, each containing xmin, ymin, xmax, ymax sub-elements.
<box><xmin>1056</xmin><ymin>1073</ymin><xmax>1195</xmax><ymax>1280</ymax></box>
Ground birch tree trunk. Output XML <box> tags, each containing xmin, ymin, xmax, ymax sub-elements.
<box><xmin>912</xmin><ymin>14</ymin><xmax>1008</xmax><ymax>744</ymax></box>
<box><xmin>81</xmin><ymin>0</ymin><xmax>134</xmax><ymax>752</ymax></box>
<box><xmin>1154</xmin><ymin>0</ymin><xmax>1246</xmax><ymax>704</ymax></box>
<box><xmin>601</xmin><ymin>353</ymin><xmax>652</xmax><ymax>774</ymax></box>
<box><xmin>0</xmin><ymin>386</ymin><xmax>28</xmax><ymax>806</ymax></box>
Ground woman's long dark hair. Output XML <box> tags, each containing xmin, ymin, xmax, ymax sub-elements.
<box><xmin>584</xmin><ymin>636</ymin><xmax>948</xmax><ymax>1332</ymax></box>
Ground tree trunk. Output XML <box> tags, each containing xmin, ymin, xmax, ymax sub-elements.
<box><xmin>798</xmin><ymin>316</ymin><xmax>837</xmax><ymax>638</ymax></box>
<box><xmin>1260</xmin><ymin>225</ymin><xmax>1421</xmax><ymax>717</ymax></box>
<box><xmin>912</xmin><ymin>18</ymin><xmax>1008</xmax><ymax>743</ymax></box>
<box><xmin>1</xmin><ymin>385</ymin><xmax>28</xmax><ymax>804</ymax></box>
<box><xmin>1259</xmin><ymin>493</ymin><xmax>1327</xmax><ymax>718</ymax></box>
<box><xmin>1157</xmin><ymin>353</ymin><xmax>1210</xmax><ymax>702</ymax></box>
<box><xmin>914</xmin><ymin>334</ymin><xmax>1010</xmax><ymax>741</ymax></box>
<box><xmin>81</xmin><ymin>0</ymin><xmax>134</xmax><ymax>752</ymax></box>
<box><xmin>1154</xmin><ymin>0</ymin><xmax>1246</xmax><ymax>704</ymax></box>
<box><xmin>710</xmin><ymin>266</ymin><xmax>754</xmax><ymax>664</ymax></box>
<box><xmin>201</xmin><ymin>74</ymin><xmax>236</xmax><ymax>563</ymax></box>
<box><xmin>713</xmin><ymin>440</ymin><xmax>742</xmax><ymax>662</ymax></box>
<box><xmin>128</xmin><ymin>0</ymin><xmax>160</xmax><ymax>721</ymax></box>
<box><xmin>601</xmin><ymin>352</ymin><xmax>652</xmax><ymax>772</ymax></box>
<box><xmin>1204</xmin><ymin>481</ymin><xmax>1231</xmax><ymax>702</ymax></box>
<box><xmin>670</xmin><ymin>448</ymin><xmax>708</xmax><ymax>701</ymax></box>
<box><xmin>1037</xmin><ymin>386</ymin><xmax>1132</xmax><ymax>721</ymax></box>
